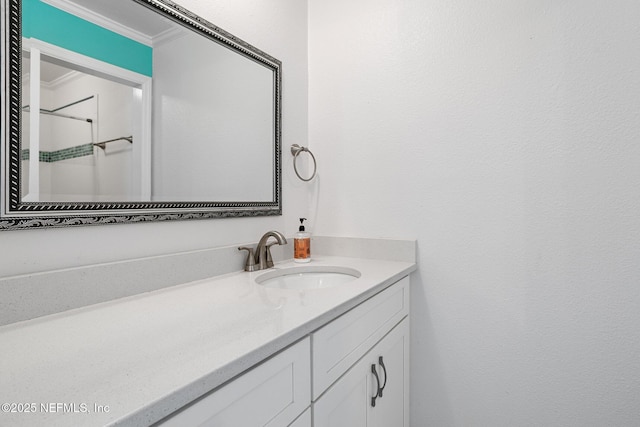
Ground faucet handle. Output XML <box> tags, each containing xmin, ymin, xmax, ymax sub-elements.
<box><xmin>238</xmin><ymin>246</ymin><xmax>258</xmax><ymax>272</ymax></box>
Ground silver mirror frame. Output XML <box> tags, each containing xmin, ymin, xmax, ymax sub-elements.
<box><xmin>0</xmin><ymin>0</ymin><xmax>282</xmax><ymax>230</ymax></box>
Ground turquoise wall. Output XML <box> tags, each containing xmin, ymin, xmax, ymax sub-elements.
<box><xmin>22</xmin><ymin>0</ymin><xmax>152</xmax><ymax>76</ymax></box>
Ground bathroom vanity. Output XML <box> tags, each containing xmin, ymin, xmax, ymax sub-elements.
<box><xmin>1</xmin><ymin>0</ymin><xmax>415</xmax><ymax>424</ymax></box>
<box><xmin>161</xmin><ymin>275</ymin><xmax>410</xmax><ymax>427</ymax></box>
<box><xmin>0</xmin><ymin>241</ymin><xmax>415</xmax><ymax>427</ymax></box>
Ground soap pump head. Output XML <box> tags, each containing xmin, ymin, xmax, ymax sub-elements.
<box><xmin>299</xmin><ymin>218</ymin><xmax>307</xmax><ymax>232</ymax></box>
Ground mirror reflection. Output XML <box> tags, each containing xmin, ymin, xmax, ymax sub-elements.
<box><xmin>152</xmin><ymin>25</ymin><xmax>274</xmax><ymax>202</ymax></box>
<box><xmin>22</xmin><ymin>54</ymin><xmax>139</xmax><ymax>202</ymax></box>
<box><xmin>2</xmin><ymin>0</ymin><xmax>282</xmax><ymax>229</ymax></box>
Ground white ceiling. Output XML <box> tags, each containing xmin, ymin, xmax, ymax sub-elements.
<box><xmin>43</xmin><ymin>0</ymin><xmax>178</xmax><ymax>44</ymax></box>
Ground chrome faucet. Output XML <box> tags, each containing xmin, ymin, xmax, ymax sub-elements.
<box><xmin>238</xmin><ymin>230</ymin><xmax>287</xmax><ymax>272</ymax></box>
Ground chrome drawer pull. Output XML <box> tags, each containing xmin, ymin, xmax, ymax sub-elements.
<box><xmin>371</xmin><ymin>364</ymin><xmax>381</xmax><ymax>407</ymax></box>
<box><xmin>378</xmin><ymin>356</ymin><xmax>388</xmax><ymax>398</ymax></box>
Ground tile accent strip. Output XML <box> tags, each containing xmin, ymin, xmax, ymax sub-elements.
<box><xmin>21</xmin><ymin>143</ymin><xmax>95</xmax><ymax>163</ymax></box>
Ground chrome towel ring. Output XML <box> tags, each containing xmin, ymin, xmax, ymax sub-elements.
<box><xmin>291</xmin><ymin>144</ymin><xmax>317</xmax><ymax>181</ymax></box>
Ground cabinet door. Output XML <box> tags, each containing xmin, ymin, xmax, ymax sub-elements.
<box><xmin>159</xmin><ymin>337</ymin><xmax>310</xmax><ymax>427</ymax></box>
<box><xmin>369</xmin><ymin>317</ymin><xmax>409</xmax><ymax>427</ymax></box>
<box><xmin>312</xmin><ymin>356</ymin><xmax>370</xmax><ymax>427</ymax></box>
<box><xmin>313</xmin><ymin>318</ymin><xmax>409</xmax><ymax>427</ymax></box>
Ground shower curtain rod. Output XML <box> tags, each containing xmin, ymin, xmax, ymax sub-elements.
<box><xmin>93</xmin><ymin>136</ymin><xmax>133</xmax><ymax>150</ymax></box>
<box><xmin>21</xmin><ymin>107</ymin><xmax>92</xmax><ymax>122</ymax></box>
<box><xmin>21</xmin><ymin>95</ymin><xmax>95</xmax><ymax>123</ymax></box>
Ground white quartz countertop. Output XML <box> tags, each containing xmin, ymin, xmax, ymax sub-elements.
<box><xmin>0</xmin><ymin>256</ymin><xmax>415</xmax><ymax>427</ymax></box>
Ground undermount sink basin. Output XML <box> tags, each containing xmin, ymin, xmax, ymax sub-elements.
<box><xmin>255</xmin><ymin>265</ymin><xmax>361</xmax><ymax>290</ymax></box>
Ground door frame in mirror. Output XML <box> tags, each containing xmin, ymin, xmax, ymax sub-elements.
<box><xmin>21</xmin><ymin>37</ymin><xmax>153</xmax><ymax>202</ymax></box>
<box><xmin>0</xmin><ymin>0</ymin><xmax>282</xmax><ymax>230</ymax></box>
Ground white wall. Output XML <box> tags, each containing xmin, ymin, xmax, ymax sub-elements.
<box><xmin>152</xmin><ymin>30</ymin><xmax>273</xmax><ymax>201</ymax></box>
<box><xmin>0</xmin><ymin>0</ymin><xmax>308</xmax><ymax>277</ymax></box>
<box><xmin>309</xmin><ymin>0</ymin><xmax>640</xmax><ymax>425</ymax></box>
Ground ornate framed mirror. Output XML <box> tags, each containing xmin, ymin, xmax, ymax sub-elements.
<box><xmin>0</xmin><ymin>0</ymin><xmax>282</xmax><ymax>230</ymax></box>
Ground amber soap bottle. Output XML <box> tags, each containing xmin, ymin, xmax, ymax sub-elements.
<box><xmin>294</xmin><ymin>218</ymin><xmax>311</xmax><ymax>263</ymax></box>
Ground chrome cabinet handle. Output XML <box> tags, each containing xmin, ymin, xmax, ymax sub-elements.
<box><xmin>378</xmin><ymin>356</ymin><xmax>388</xmax><ymax>398</ymax></box>
<box><xmin>371</xmin><ymin>364</ymin><xmax>381</xmax><ymax>407</ymax></box>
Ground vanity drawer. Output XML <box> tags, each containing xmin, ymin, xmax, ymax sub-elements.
<box><xmin>160</xmin><ymin>337</ymin><xmax>310</xmax><ymax>427</ymax></box>
<box><xmin>311</xmin><ymin>276</ymin><xmax>410</xmax><ymax>399</ymax></box>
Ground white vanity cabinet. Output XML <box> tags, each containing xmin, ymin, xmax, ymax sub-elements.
<box><xmin>312</xmin><ymin>276</ymin><xmax>410</xmax><ymax>427</ymax></box>
<box><xmin>159</xmin><ymin>337</ymin><xmax>311</xmax><ymax>427</ymax></box>
<box><xmin>0</xmin><ymin>246</ymin><xmax>416</xmax><ymax>427</ymax></box>
<box><xmin>159</xmin><ymin>276</ymin><xmax>410</xmax><ymax>427</ymax></box>
<box><xmin>313</xmin><ymin>319</ymin><xmax>409</xmax><ymax>427</ymax></box>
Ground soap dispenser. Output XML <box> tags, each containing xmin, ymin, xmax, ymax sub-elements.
<box><xmin>294</xmin><ymin>218</ymin><xmax>311</xmax><ymax>263</ymax></box>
